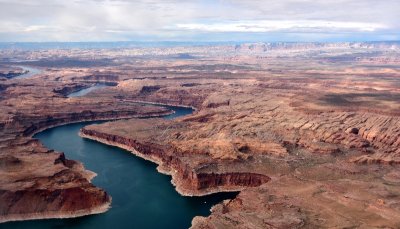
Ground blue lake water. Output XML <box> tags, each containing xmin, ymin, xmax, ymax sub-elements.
<box><xmin>0</xmin><ymin>105</ymin><xmax>236</xmax><ymax>229</ymax></box>
<box><xmin>13</xmin><ymin>66</ymin><xmax>42</xmax><ymax>79</ymax></box>
<box><xmin>67</xmin><ymin>84</ymin><xmax>110</xmax><ymax>98</ymax></box>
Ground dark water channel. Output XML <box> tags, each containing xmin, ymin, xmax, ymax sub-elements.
<box><xmin>1</xmin><ymin>104</ymin><xmax>236</xmax><ymax>229</ymax></box>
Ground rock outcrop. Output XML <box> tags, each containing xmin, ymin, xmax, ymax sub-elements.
<box><xmin>80</xmin><ymin>126</ymin><xmax>270</xmax><ymax>196</ymax></box>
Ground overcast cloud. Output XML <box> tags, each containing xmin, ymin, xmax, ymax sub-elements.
<box><xmin>0</xmin><ymin>0</ymin><xmax>398</xmax><ymax>42</ymax></box>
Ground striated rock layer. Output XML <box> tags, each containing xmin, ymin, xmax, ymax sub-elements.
<box><xmin>80</xmin><ymin>122</ymin><xmax>270</xmax><ymax>196</ymax></box>
<box><xmin>0</xmin><ymin>137</ymin><xmax>112</xmax><ymax>223</ymax></box>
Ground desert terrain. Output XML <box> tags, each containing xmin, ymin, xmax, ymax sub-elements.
<box><xmin>1</xmin><ymin>42</ymin><xmax>400</xmax><ymax>228</ymax></box>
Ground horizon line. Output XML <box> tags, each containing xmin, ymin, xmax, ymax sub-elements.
<box><xmin>1</xmin><ymin>40</ymin><xmax>399</xmax><ymax>44</ymax></box>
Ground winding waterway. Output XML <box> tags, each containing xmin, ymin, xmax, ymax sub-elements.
<box><xmin>13</xmin><ymin>66</ymin><xmax>42</xmax><ymax>79</ymax></box>
<box><xmin>67</xmin><ymin>84</ymin><xmax>110</xmax><ymax>98</ymax></box>
<box><xmin>1</xmin><ymin>103</ymin><xmax>236</xmax><ymax>229</ymax></box>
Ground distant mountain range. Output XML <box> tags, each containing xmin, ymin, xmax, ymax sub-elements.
<box><xmin>0</xmin><ymin>41</ymin><xmax>399</xmax><ymax>50</ymax></box>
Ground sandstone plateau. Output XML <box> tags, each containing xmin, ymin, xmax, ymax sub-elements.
<box><xmin>0</xmin><ymin>42</ymin><xmax>400</xmax><ymax>228</ymax></box>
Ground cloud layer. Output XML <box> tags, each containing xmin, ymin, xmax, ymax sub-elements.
<box><xmin>0</xmin><ymin>0</ymin><xmax>398</xmax><ymax>42</ymax></box>
<box><xmin>176</xmin><ymin>20</ymin><xmax>387</xmax><ymax>33</ymax></box>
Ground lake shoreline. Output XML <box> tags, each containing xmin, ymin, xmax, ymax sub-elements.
<box><xmin>0</xmin><ymin>104</ymin><xmax>174</xmax><ymax>224</ymax></box>
<box><xmin>0</xmin><ymin>202</ymin><xmax>111</xmax><ymax>224</ymax></box>
<box><xmin>79</xmin><ymin>128</ymin><xmax>268</xmax><ymax>197</ymax></box>
<box><xmin>0</xmin><ymin>103</ymin><xmax>208</xmax><ymax>226</ymax></box>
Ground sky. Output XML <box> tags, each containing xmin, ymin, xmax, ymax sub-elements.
<box><xmin>0</xmin><ymin>0</ymin><xmax>399</xmax><ymax>42</ymax></box>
